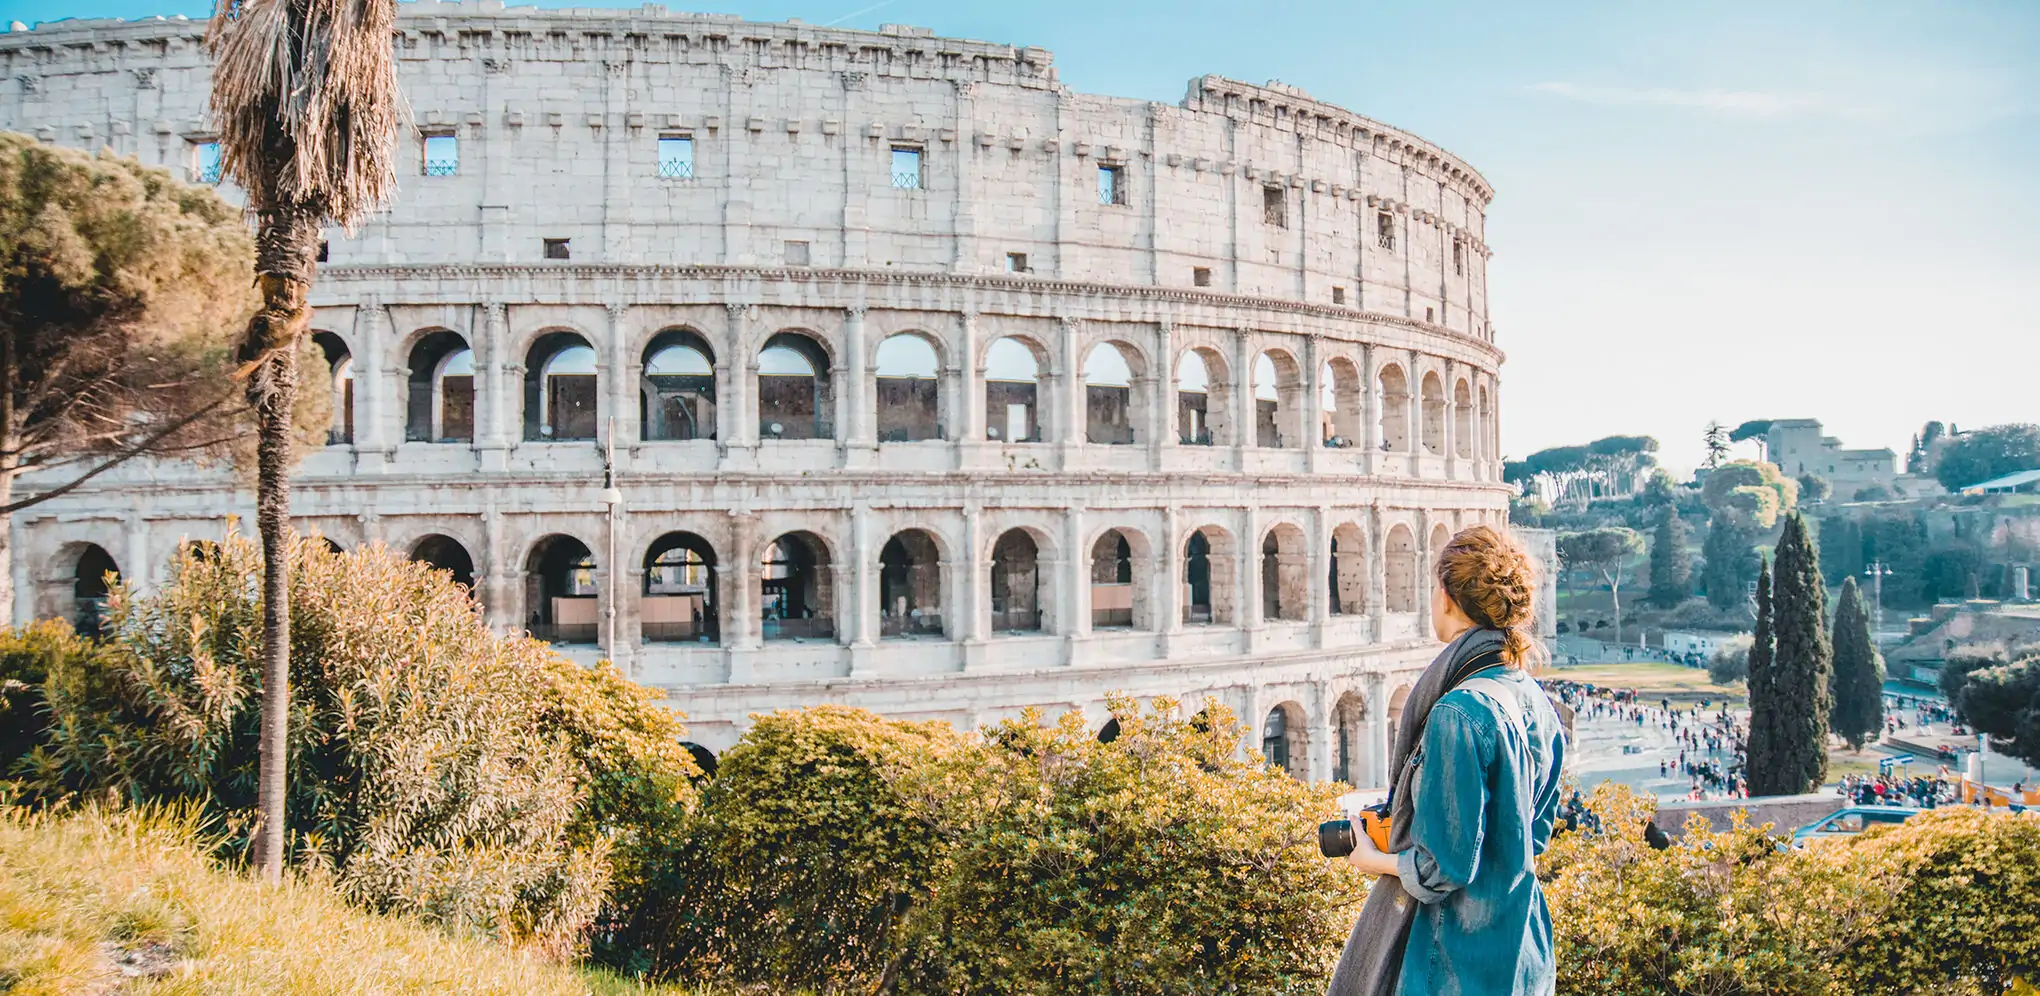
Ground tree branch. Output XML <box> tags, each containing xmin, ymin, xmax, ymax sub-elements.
<box><xmin>1</xmin><ymin>388</ymin><xmax>237</xmax><ymax>515</ymax></box>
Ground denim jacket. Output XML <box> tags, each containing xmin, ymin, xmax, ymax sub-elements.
<box><xmin>1393</xmin><ymin>664</ymin><xmax>1567</xmax><ymax>996</ymax></box>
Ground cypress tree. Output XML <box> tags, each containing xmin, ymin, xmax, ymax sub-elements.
<box><xmin>1648</xmin><ymin>507</ymin><xmax>1692</xmax><ymax>608</ymax></box>
<box><xmin>1754</xmin><ymin>514</ymin><xmax>1832</xmax><ymax>795</ymax></box>
<box><xmin>1743</xmin><ymin>556</ymin><xmax>1778</xmax><ymax>791</ymax></box>
<box><xmin>1829</xmin><ymin>576</ymin><xmax>1885</xmax><ymax>751</ymax></box>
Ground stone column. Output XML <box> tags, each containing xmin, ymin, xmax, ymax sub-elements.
<box><xmin>962</xmin><ymin>504</ymin><xmax>987</xmax><ymax>646</ymax></box>
<box><xmin>478</xmin><ymin>302</ymin><xmax>511</xmax><ymax>470</ymax></box>
<box><xmin>122</xmin><ymin>512</ymin><xmax>150</xmax><ymax>599</ymax></box>
<box><xmin>844</xmin><ymin>307</ymin><xmax>874</xmax><ymax>463</ymax></box>
<box><xmin>1056</xmin><ymin>317</ymin><xmax>1083</xmax><ymax>461</ymax></box>
<box><xmin>1303</xmin><ymin>333</ymin><xmax>1322</xmax><ymax>473</ymax></box>
<box><xmin>727</xmin><ymin>512</ymin><xmax>759</xmax><ymax>652</ymax></box>
<box><xmin>1367</xmin><ymin>672</ymin><xmax>1392</xmax><ymax>787</ymax></box>
<box><xmin>353</xmin><ymin>300</ymin><xmax>389</xmax><ymax>471</ymax></box>
<box><xmin>1360</xmin><ymin>342</ymin><xmax>1379</xmax><ymax>476</ymax></box>
<box><xmin>607</xmin><ymin>301</ymin><xmax>635</xmax><ymax>456</ymax></box>
<box><xmin>1368</xmin><ymin>503</ymin><xmax>1387</xmax><ymax>639</ymax></box>
<box><xmin>723</xmin><ymin>304</ymin><xmax>757</xmax><ymax>461</ymax></box>
<box><xmin>1441</xmin><ymin>357</ymin><xmax>1458</xmax><ymax>480</ymax></box>
<box><xmin>1240</xmin><ymin>505</ymin><xmax>1262</xmax><ymax>632</ymax></box>
<box><xmin>484</xmin><ymin>505</ymin><xmax>516</xmax><ymax>635</ymax></box>
<box><xmin>1307</xmin><ymin>505</ymin><xmax>1329</xmax><ymax>648</ymax></box>
<box><xmin>1151</xmin><ymin>320</ymin><xmax>1176</xmax><ymax>463</ymax></box>
<box><xmin>849</xmin><ymin>502</ymin><xmax>875</xmax><ymax>648</ymax></box>
<box><xmin>956</xmin><ymin>311</ymin><xmax>982</xmax><ymax>449</ymax></box>
<box><xmin>1233</xmin><ymin>327</ymin><xmax>1254</xmax><ymax>465</ymax></box>
<box><xmin>1308</xmin><ymin>684</ymin><xmax>1335</xmax><ymax>782</ymax></box>
<box><xmin>1063</xmin><ymin>505</ymin><xmax>1090</xmax><ymax>652</ymax></box>
<box><xmin>1158</xmin><ymin>505</ymin><xmax>1182</xmax><ymax>639</ymax></box>
<box><xmin>1406</xmin><ymin>348</ymin><xmax>1424</xmax><ymax>468</ymax></box>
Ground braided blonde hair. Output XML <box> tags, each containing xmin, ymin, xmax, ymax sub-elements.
<box><xmin>1434</xmin><ymin>524</ymin><xmax>1546</xmax><ymax>669</ymax></box>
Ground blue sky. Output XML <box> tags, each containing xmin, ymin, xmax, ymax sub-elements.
<box><xmin>8</xmin><ymin>0</ymin><xmax>2036</xmax><ymax>475</ymax></box>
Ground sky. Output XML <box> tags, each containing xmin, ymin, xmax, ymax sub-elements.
<box><xmin>8</xmin><ymin>0</ymin><xmax>2036</xmax><ymax>476</ymax></box>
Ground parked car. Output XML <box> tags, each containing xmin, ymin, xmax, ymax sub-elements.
<box><xmin>1791</xmin><ymin>806</ymin><xmax>1923</xmax><ymax>846</ymax></box>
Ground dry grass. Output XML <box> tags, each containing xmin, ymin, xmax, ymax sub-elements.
<box><xmin>1546</xmin><ymin>661</ymin><xmax>1746</xmax><ymax>705</ymax></box>
<box><xmin>0</xmin><ymin>806</ymin><xmax>716</xmax><ymax>995</ymax></box>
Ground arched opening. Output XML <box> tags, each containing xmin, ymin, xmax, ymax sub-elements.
<box><xmin>879</xmin><ymin>529</ymin><xmax>943</xmax><ymax>638</ymax></box>
<box><xmin>525</xmin><ymin>332</ymin><xmax>598</xmax><ymax>441</ymax></box>
<box><xmin>984</xmin><ymin>337</ymin><xmax>1042</xmax><ymax>443</ymax></box>
<box><xmin>1261</xmin><ymin>702</ymin><xmax>1307</xmax><ymax>779</ymax></box>
<box><xmin>1453</xmin><ymin>378</ymin><xmax>1473</xmax><ymax>458</ymax></box>
<box><xmin>1097</xmin><ymin>717</ymin><xmax>1121</xmax><ymax>744</ymax></box>
<box><xmin>1429</xmin><ymin>523</ymin><xmax>1453</xmax><ymax>589</ymax></box>
<box><xmin>1420</xmin><ymin>372</ymin><xmax>1446</xmax><ymax>455</ymax></box>
<box><xmin>1378</xmin><ymin>364</ymin><xmax>1410</xmax><ymax>453</ymax></box>
<box><xmin>525</xmin><ymin>534</ymin><xmax>598</xmax><ymax>644</ymax></box>
<box><xmin>644</xmin><ymin>531</ymin><xmax>718</xmax><ymax>644</ymax></box>
<box><xmin>1260</xmin><ymin>523</ymin><xmax>1307</xmax><ymax>622</ymax></box>
<box><xmin>410</xmin><ymin>534</ymin><xmax>475</xmax><ymax>590</ymax></box>
<box><xmin>758</xmin><ymin>331</ymin><xmax>835</xmax><ymax>441</ymax></box>
<box><xmin>1252</xmin><ymin>350</ymin><xmax>1300</xmax><ymax>448</ymax></box>
<box><xmin>1321</xmin><ymin>357</ymin><xmax>1363</xmax><ymax>447</ymax></box>
<box><xmin>1176</xmin><ymin>348</ymin><xmax>1231</xmax><ymax>446</ymax></box>
<box><xmin>875</xmin><ymin>333</ymin><xmax>942</xmax><ymax>442</ymax></box>
<box><xmin>989</xmin><ymin>528</ymin><xmax>1043</xmax><ymax>633</ymax></box>
<box><xmin>1183</xmin><ymin>526</ymin><xmax>1237</xmax><ymax>625</ymax></box>
<box><xmin>1387</xmin><ymin>684</ymin><xmax>1413</xmax><ymax>758</ymax></box>
<box><xmin>405</xmin><ymin>330</ymin><xmax>474</xmax><ymax>443</ymax></box>
<box><xmin>1083</xmin><ymin>342</ymin><xmax>1141</xmax><ymax>446</ymax></box>
<box><xmin>762</xmin><ymin>531</ymin><xmax>834</xmax><ymax>641</ymax></box>
<box><xmin>1332</xmin><ymin>692</ymin><xmax>1369</xmax><ymax>785</ymax></box>
<box><xmin>318</xmin><ymin>537</ymin><xmax>346</xmax><ymax>555</ymax></box>
<box><xmin>1090</xmin><ymin>529</ymin><xmax>1136</xmax><ymax>629</ymax></box>
<box><xmin>681</xmin><ymin>742</ymin><xmax>718</xmax><ymax>778</ymax></box>
<box><xmin>312</xmin><ymin>331</ymin><xmax>353</xmax><ymax>445</ymax></box>
<box><xmin>1385</xmin><ymin>525</ymin><xmax>1418</xmax><ymax>613</ymax></box>
<box><xmin>1478</xmin><ymin>385</ymin><xmax>1493</xmax><ymax>465</ymax></box>
<box><xmin>71</xmin><ymin>544</ymin><xmax>118</xmax><ymax>637</ymax></box>
<box><xmin>641</xmin><ymin>329</ymin><xmax>717</xmax><ymax>442</ymax></box>
<box><xmin>1330</xmin><ymin>523</ymin><xmax>1367</xmax><ymax>616</ymax></box>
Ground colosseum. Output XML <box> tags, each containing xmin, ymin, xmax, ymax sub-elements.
<box><xmin>2</xmin><ymin>2</ymin><xmax>1533</xmax><ymax>786</ymax></box>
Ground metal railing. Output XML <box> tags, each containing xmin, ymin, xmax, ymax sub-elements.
<box><xmin>659</xmin><ymin>158</ymin><xmax>694</xmax><ymax>179</ymax></box>
<box><xmin>763</xmin><ymin>616</ymin><xmax>834</xmax><ymax>641</ymax></box>
<box><xmin>892</xmin><ymin>170</ymin><xmax>922</xmax><ymax>190</ymax></box>
<box><xmin>424</xmin><ymin>159</ymin><xmax>458</xmax><ymax>176</ymax></box>
<box><xmin>195</xmin><ymin>163</ymin><xmax>222</xmax><ymax>184</ymax></box>
<box><xmin>1377</xmin><ymin>232</ymin><xmax>1396</xmax><ymax>251</ymax></box>
<box><xmin>1180</xmin><ymin>430</ymin><xmax>1214</xmax><ymax>446</ymax></box>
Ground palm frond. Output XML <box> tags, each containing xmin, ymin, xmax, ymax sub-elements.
<box><xmin>206</xmin><ymin>0</ymin><xmax>405</xmax><ymax>227</ymax></box>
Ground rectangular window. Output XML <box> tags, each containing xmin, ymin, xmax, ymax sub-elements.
<box><xmin>1425</xmin><ymin>306</ymin><xmax>1435</xmax><ymax>323</ymax></box>
<box><xmin>543</xmin><ymin>238</ymin><xmax>571</xmax><ymax>260</ymax></box>
<box><xmin>1006</xmin><ymin>252</ymin><xmax>1028</xmax><ymax>273</ymax></box>
<box><xmin>784</xmin><ymin>240</ymin><xmax>810</xmax><ymax>266</ymax></box>
<box><xmin>658</xmin><ymin>134</ymin><xmax>694</xmax><ymax>178</ymax></box>
<box><xmin>1453</xmin><ymin>241</ymin><xmax>1465</xmax><ymax>275</ymax></box>
<box><xmin>1332</xmin><ymin>286</ymin><xmax>1346</xmax><ymax>305</ymax></box>
<box><xmin>1098</xmin><ymin>164</ymin><xmax>1126</xmax><ymax>205</ymax></box>
<box><xmin>1376</xmin><ymin>212</ymin><xmax>1396</xmax><ymax>251</ymax></box>
<box><xmin>191</xmin><ymin>140</ymin><xmax>222</xmax><ymax>184</ymax></box>
<box><xmin>422</xmin><ymin>132</ymin><xmax>458</xmax><ymax>176</ymax></box>
<box><xmin>1192</xmin><ymin>266</ymin><xmax>1212</xmax><ymax>287</ymax></box>
<box><xmin>891</xmin><ymin>146</ymin><xmax>923</xmax><ymax>189</ymax></box>
<box><xmin>1263</xmin><ymin>185</ymin><xmax>1287</xmax><ymax>228</ymax></box>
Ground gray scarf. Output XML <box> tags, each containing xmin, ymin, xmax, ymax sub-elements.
<box><xmin>1325</xmin><ymin>627</ymin><xmax>1506</xmax><ymax>996</ymax></box>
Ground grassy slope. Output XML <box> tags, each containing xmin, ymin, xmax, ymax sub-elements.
<box><xmin>0</xmin><ymin>807</ymin><xmax>709</xmax><ymax>996</ymax></box>
<box><xmin>1546</xmin><ymin>661</ymin><xmax>1746</xmax><ymax>705</ymax></box>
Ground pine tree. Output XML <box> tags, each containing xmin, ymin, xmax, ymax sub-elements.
<box><xmin>1701</xmin><ymin>513</ymin><xmax>1758</xmax><ymax>611</ymax></box>
<box><xmin>1743</xmin><ymin>555</ymin><xmax>1778</xmax><ymax>790</ymax></box>
<box><xmin>1829</xmin><ymin>576</ymin><xmax>1885</xmax><ymax>751</ymax></box>
<box><xmin>1648</xmin><ymin>507</ymin><xmax>1692</xmax><ymax>608</ymax></box>
<box><xmin>1751</xmin><ymin>514</ymin><xmax>1832</xmax><ymax>795</ymax></box>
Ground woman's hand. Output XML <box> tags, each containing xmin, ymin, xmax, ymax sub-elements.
<box><xmin>1344</xmin><ymin>827</ymin><xmax>1400</xmax><ymax>878</ymax></box>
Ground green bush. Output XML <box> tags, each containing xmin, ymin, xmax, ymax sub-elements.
<box><xmin>0</xmin><ymin>622</ymin><xmax>101</xmax><ymax>786</ymax></box>
<box><xmin>12</xmin><ymin>531</ymin><xmax>699</xmax><ymax>956</ymax></box>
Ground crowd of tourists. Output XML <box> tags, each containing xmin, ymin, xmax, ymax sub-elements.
<box><xmin>1543</xmin><ymin>680</ymin><xmax>1749</xmax><ymax>800</ymax></box>
<box><xmin>1838</xmin><ymin>771</ymin><xmax>1959</xmax><ymax>809</ymax></box>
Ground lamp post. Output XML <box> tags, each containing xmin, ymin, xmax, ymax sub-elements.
<box><xmin>1864</xmin><ymin>561</ymin><xmax>1893</xmax><ymax>636</ymax></box>
<box><xmin>600</xmin><ymin>417</ymin><xmax>624</xmax><ymax>671</ymax></box>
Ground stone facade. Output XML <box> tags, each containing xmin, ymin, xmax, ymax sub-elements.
<box><xmin>3</xmin><ymin>3</ymin><xmax>1511</xmax><ymax>789</ymax></box>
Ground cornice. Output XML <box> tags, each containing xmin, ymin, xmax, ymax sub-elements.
<box><xmin>315</xmin><ymin>263</ymin><xmax>1507</xmax><ymax>365</ymax></box>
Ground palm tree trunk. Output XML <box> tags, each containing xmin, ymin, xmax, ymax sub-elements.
<box><xmin>246</xmin><ymin>210</ymin><xmax>317</xmax><ymax>882</ymax></box>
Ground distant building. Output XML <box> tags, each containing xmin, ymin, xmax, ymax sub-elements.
<box><xmin>1662</xmin><ymin>631</ymin><xmax>1740</xmax><ymax>657</ymax></box>
<box><xmin>1763</xmin><ymin>418</ymin><xmax>1920</xmax><ymax>500</ymax></box>
<box><xmin>1963</xmin><ymin>469</ymin><xmax>2040</xmax><ymax>496</ymax></box>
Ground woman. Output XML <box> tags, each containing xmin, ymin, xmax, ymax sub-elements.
<box><xmin>1328</xmin><ymin>525</ymin><xmax>1567</xmax><ymax>996</ymax></box>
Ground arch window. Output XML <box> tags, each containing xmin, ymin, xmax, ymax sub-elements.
<box><xmin>72</xmin><ymin>544</ymin><xmax>119</xmax><ymax>637</ymax></box>
<box><xmin>1321</xmin><ymin>358</ymin><xmax>1363</xmax><ymax>448</ymax></box>
<box><xmin>312</xmin><ymin>331</ymin><xmax>353</xmax><ymax>445</ymax></box>
<box><xmin>1261</xmin><ymin>524</ymin><xmax>1307</xmax><ymax>622</ymax></box>
<box><xmin>878</xmin><ymin>529</ymin><xmax>943</xmax><ymax>638</ymax></box>
<box><xmin>758</xmin><ymin>332</ymin><xmax>835</xmax><ymax>441</ymax></box>
<box><xmin>1090</xmin><ymin>530</ymin><xmax>1136</xmax><ymax>629</ymax></box>
<box><xmin>1478</xmin><ymin>385</ymin><xmax>1494</xmax><ymax>467</ymax></box>
<box><xmin>405</xmin><ymin>330</ymin><xmax>474</xmax><ymax>443</ymax></box>
<box><xmin>1097</xmin><ymin>717</ymin><xmax>1121</xmax><ymax>744</ymax></box>
<box><xmin>1176</xmin><ymin>348</ymin><xmax>1231</xmax><ymax>446</ymax></box>
<box><xmin>526</xmin><ymin>535</ymin><xmax>598</xmax><ymax>644</ymax></box>
<box><xmin>1182</xmin><ymin>526</ymin><xmax>1237</xmax><ymax>625</ymax></box>
<box><xmin>1453</xmin><ymin>379</ymin><xmax>1473</xmax><ymax>459</ymax></box>
<box><xmin>762</xmin><ymin>532</ymin><xmax>834</xmax><ymax>641</ymax></box>
<box><xmin>644</xmin><ymin>532</ymin><xmax>718</xmax><ymax>643</ymax></box>
<box><xmin>410</xmin><ymin>534</ymin><xmax>475</xmax><ymax>590</ymax></box>
<box><xmin>642</xmin><ymin>330</ymin><xmax>717</xmax><ymax>442</ymax></box>
<box><xmin>1262</xmin><ymin>703</ymin><xmax>1307</xmax><ymax>779</ymax></box>
<box><xmin>1420</xmin><ymin>372</ymin><xmax>1447</xmax><ymax>455</ymax></box>
<box><xmin>1330</xmin><ymin>524</ymin><xmax>1367</xmax><ymax>616</ymax></box>
<box><xmin>681</xmin><ymin>742</ymin><xmax>718</xmax><ymax>778</ymax></box>
<box><xmin>875</xmin><ymin>333</ymin><xmax>942</xmax><ymax>442</ymax></box>
<box><xmin>989</xmin><ymin>528</ymin><xmax>1043</xmax><ymax>633</ymax></box>
<box><xmin>984</xmin><ymin>337</ymin><xmax>1042</xmax><ymax>443</ymax></box>
<box><xmin>1083</xmin><ymin>342</ymin><xmax>1142</xmax><ymax>446</ymax></box>
<box><xmin>1385</xmin><ymin>525</ymin><xmax>1418</xmax><ymax>613</ymax></box>
<box><xmin>1378</xmin><ymin>365</ymin><xmax>1411</xmax><ymax>453</ymax></box>
<box><xmin>1251</xmin><ymin>351</ymin><xmax>1301</xmax><ymax>448</ymax></box>
<box><xmin>525</xmin><ymin>332</ymin><xmax>598</xmax><ymax>441</ymax></box>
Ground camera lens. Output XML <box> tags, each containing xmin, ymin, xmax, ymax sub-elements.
<box><xmin>1318</xmin><ymin>818</ymin><xmax>1357</xmax><ymax>859</ymax></box>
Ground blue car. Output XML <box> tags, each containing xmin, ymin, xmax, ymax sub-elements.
<box><xmin>1791</xmin><ymin>806</ymin><xmax>1923</xmax><ymax>846</ymax></box>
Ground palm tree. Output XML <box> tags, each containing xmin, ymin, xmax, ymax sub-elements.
<box><xmin>206</xmin><ymin>0</ymin><xmax>403</xmax><ymax>882</ymax></box>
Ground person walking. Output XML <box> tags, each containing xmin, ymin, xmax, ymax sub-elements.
<box><xmin>1328</xmin><ymin>525</ymin><xmax>1566</xmax><ymax>996</ymax></box>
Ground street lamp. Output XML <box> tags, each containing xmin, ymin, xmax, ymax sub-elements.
<box><xmin>1864</xmin><ymin>561</ymin><xmax>1894</xmax><ymax>636</ymax></box>
<box><xmin>601</xmin><ymin>417</ymin><xmax>625</xmax><ymax>671</ymax></box>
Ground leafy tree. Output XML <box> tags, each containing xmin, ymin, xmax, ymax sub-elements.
<box><xmin>1819</xmin><ymin>516</ymin><xmax>1865</xmax><ymax>586</ymax></box>
<box><xmin>1743</xmin><ymin>556</ymin><xmax>1777</xmax><ymax>781</ymax></box>
<box><xmin>1906</xmin><ymin>420</ymin><xmax>1947</xmax><ymax>474</ymax></box>
<box><xmin>1647</xmin><ymin>507</ymin><xmax>1692</xmax><ymax>608</ymax></box>
<box><xmin>1933</xmin><ymin>423</ymin><xmax>2040</xmax><ymax>491</ymax></box>
<box><xmin>1701</xmin><ymin>514</ymin><xmax>1760</xmax><ymax>611</ymax></box>
<box><xmin>1706</xmin><ymin>635</ymin><xmax>1753</xmax><ymax>685</ymax></box>
<box><xmin>1703</xmin><ymin>421</ymin><xmax>1731</xmax><ymax>469</ymax></box>
<box><xmin>1748</xmin><ymin>515</ymin><xmax>1830</xmax><ymax>795</ymax></box>
<box><xmin>1559</xmin><ymin>527</ymin><xmax>1646</xmax><ymax>643</ymax></box>
<box><xmin>1942</xmin><ymin>643</ymin><xmax>2040</xmax><ymax>768</ymax></box>
<box><xmin>206</xmin><ymin>0</ymin><xmax>404</xmax><ymax>881</ymax></box>
<box><xmin>1828</xmin><ymin>577</ymin><xmax>1884</xmax><ymax>751</ymax></box>
<box><xmin>1639</xmin><ymin>468</ymin><xmax>1679</xmax><ymax>508</ymax></box>
<box><xmin>1852</xmin><ymin>483</ymin><xmax>1897</xmax><ymax>502</ymax></box>
<box><xmin>1702</xmin><ymin>460</ymin><xmax>1797</xmax><ymax>527</ymax></box>
<box><xmin>1796</xmin><ymin>473</ymin><xmax>1832</xmax><ymax>504</ymax></box>
<box><xmin>1728</xmin><ymin>419</ymin><xmax>1776</xmax><ymax>461</ymax></box>
<box><xmin>0</xmin><ymin>134</ymin><xmax>261</xmax><ymax>614</ymax></box>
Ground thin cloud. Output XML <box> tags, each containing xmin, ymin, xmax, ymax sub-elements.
<box><xmin>1527</xmin><ymin>81</ymin><xmax>1876</xmax><ymax>121</ymax></box>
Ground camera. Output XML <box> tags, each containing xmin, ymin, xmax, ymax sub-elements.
<box><xmin>1319</xmin><ymin>805</ymin><xmax>1392</xmax><ymax>858</ymax></box>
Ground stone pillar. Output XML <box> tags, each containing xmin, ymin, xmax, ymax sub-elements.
<box><xmin>353</xmin><ymin>300</ymin><xmax>389</xmax><ymax>471</ymax></box>
<box><xmin>1303</xmin><ymin>333</ymin><xmax>1322</xmax><ymax>473</ymax></box>
<box><xmin>1057</xmin><ymin>317</ymin><xmax>1083</xmax><ymax>460</ymax></box>
<box><xmin>607</xmin><ymin>302</ymin><xmax>635</xmax><ymax>455</ymax></box>
<box><xmin>1406</xmin><ymin>348</ymin><xmax>1424</xmax><ymax>465</ymax></box>
<box><xmin>723</xmin><ymin>304</ymin><xmax>757</xmax><ymax>458</ymax></box>
<box><xmin>727</xmin><ymin>512</ymin><xmax>759</xmax><ymax>652</ymax></box>
<box><xmin>962</xmin><ymin>504</ymin><xmax>987</xmax><ymax>645</ymax></box>
<box><xmin>1240</xmin><ymin>505</ymin><xmax>1262</xmax><ymax>631</ymax></box>
<box><xmin>1233</xmin><ymin>327</ymin><xmax>1254</xmax><ymax>465</ymax></box>
<box><xmin>1151</xmin><ymin>320</ymin><xmax>1176</xmax><ymax>464</ymax></box>
<box><xmin>122</xmin><ymin>512</ymin><xmax>150</xmax><ymax>599</ymax></box>
<box><xmin>479</xmin><ymin>302</ymin><xmax>511</xmax><ymax>470</ymax></box>
<box><xmin>1360</xmin><ymin>342</ymin><xmax>1379</xmax><ymax>476</ymax></box>
<box><xmin>1441</xmin><ymin>357</ymin><xmax>1457</xmax><ymax>480</ymax></box>
<box><xmin>484</xmin><ymin>505</ymin><xmax>516</xmax><ymax>635</ymax></box>
<box><xmin>1307</xmin><ymin>505</ymin><xmax>1329</xmax><ymax>647</ymax></box>
<box><xmin>850</xmin><ymin>502</ymin><xmax>875</xmax><ymax>648</ymax></box>
<box><xmin>1308</xmin><ymin>684</ymin><xmax>1336</xmax><ymax>782</ymax></box>
<box><xmin>1158</xmin><ymin>505</ymin><xmax>1182</xmax><ymax>638</ymax></box>
<box><xmin>1367</xmin><ymin>672</ymin><xmax>1392</xmax><ymax>787</ymax></box>
<box><xmin>1063</xmin><ymin>505</ymin><xmax>1090</xmax><ymax>644</ymax></box>
<box><xmin>844</xmin><ymin>307</ymin><xmax>874</xmax><ymax>461</ymax></box>
<box><xmin>1368</xmin><ymin>503</ymin><xmax>1387</xmax><ymax>639</ymax></box>
<box><xmin>956</xmin><ymin>311</ymin><xmax>982</xmax><ymax>449</ymax></box>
